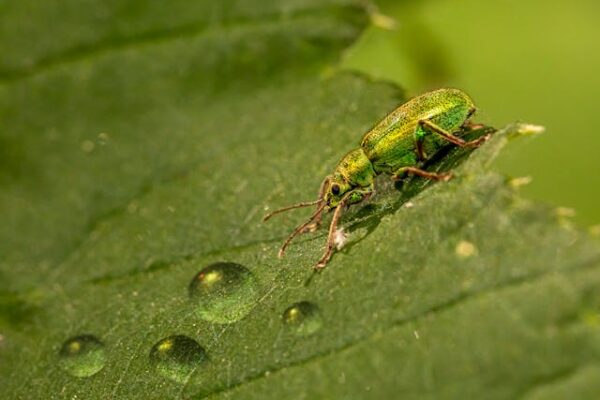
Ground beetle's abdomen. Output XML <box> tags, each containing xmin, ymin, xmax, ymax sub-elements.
<box><xmin>360</xmin><ymin>88</ymin><xmax>475</xmax><ymax>173</ymax></box>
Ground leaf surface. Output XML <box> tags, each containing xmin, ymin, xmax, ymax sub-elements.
<box><xmin>1</xmin><ymin>1</ymin><xmax>599</xmax><ymax>399</ymax></box>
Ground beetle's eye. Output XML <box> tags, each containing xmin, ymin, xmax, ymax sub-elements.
<box><xmin>331</xmin><ymin>184</ymin><xmax>340</xmax><ymax>195</ymax></box>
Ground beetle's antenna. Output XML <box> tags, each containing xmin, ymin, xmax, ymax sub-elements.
<box><xmin>278</xmin><ymin>201</ymin><xmax>327</xmax><ymax>258</ymax></box>
<box><xmin>263</xmin><ymin>199</ymin><xmax>321</xmax><ymax>222</ymax></box>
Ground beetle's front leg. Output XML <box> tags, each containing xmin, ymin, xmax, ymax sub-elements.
<box><xmin>314</xmin><ymin>187</ymin><xmax>372</xmax><ymax>270</ymax></box>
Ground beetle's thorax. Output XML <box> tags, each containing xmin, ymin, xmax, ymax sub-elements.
<box><xmin>334</xmin><ymin>148</ymin><xmax>375</xmax><ymax>188</ymax></box>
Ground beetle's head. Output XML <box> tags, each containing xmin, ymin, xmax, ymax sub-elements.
<box><xmin>323</xmin><ymin>174</ymin><xmax>351</xmax><ymax>208</ymax></box>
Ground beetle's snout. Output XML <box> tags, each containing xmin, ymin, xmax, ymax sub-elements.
<box><xmin>324</xmin><ymin>192</ymin><xmax>335</xmax><ymax>207</ymax></box>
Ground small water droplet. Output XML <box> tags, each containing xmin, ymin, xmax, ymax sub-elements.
<box><xmin>455</xmin><ymin>240</ymin><xmax>477</xmax><ymax>258</ymax></box>
<box><xmin>509</xmin><ymin>176</ymin><xmax>532</xmax><ymax>188</ymax></box>
<box><xmin>149</xmin><ymin>335</ymin><xmax>207</xmax><ymax>383</ymax></box>
<box><xmin>80</xmin><ymin>140</ymin><xmax>95</xmax><ymax>153</ymax></box>
<box><xmin>59</xmin><ymin>335</ymin><xmax>106</xmax><ymax>378</ymax></box>
<box><xmin>369</xmin><ymin>12</ymin><xmax>398</xmax><ymax>30</ymax></box>
<box><xmin>127</xmin><ymin>201</ymin><xmax>139</xmax><ymax>213</ymax></box>
<box><xmin>555</xmin><ymin>207</ymin><xmax>576</xmax><ymax>219</ymax></box>
<box><xmin>97</xmin><ymin>132</ymin><xmax>110</xmax><ymax>145</ymax></box>
<box><xmin>516</xmin><ymin>123</ymin><xmax>545</xmax><ymax>135</ymax></box>
<box><xmin>282</xmin><ymin>301</ymin><xmax>322</xmax><ymax>336</ymax></box>
<box><xmin>189</xmin><ymin>262</ymin><xmax>259</xmax><ymax>324</ymax></box>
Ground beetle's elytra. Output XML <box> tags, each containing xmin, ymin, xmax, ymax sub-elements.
<box><xmin>264</xmin><ymin>88</ymin><xmax>491</xmax><ymax>270</ymax></box>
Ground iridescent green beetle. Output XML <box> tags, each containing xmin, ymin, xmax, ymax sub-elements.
<box><xmin>264</xmin><ymin>88</ymin><xmax>490</xmax><ymax>270</ymax></box>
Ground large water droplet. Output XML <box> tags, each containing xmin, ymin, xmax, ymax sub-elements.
<box><xmin>59</xmin><ymin>335</ymin><xmax>106</xmax><ymax>378</ymax></box>
<box><xmin>149</xmin><ymin>335</ymin><xmax>207</xmax><ymax>383</ymax></box>
<box><xmin>189</xmin><ymin>262</ymin><xmax>259</xmax><ymax>324</ymax></box>
<box><xmin>282</xmin><ymin>301</ymin><xmax>322</xmax><ymax>336</ymax></box>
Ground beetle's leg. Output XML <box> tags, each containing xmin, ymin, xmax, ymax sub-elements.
<box><xmin>278</xmin><ymin>202</ymin><xmax>327</xmax><ymax>258</ymax></box>
<box><xmin>413</xmin><ymin>123</ymin><xmax>428</xmax><ymax>161</ymax></box>
<box><xmin>416</xmin><ymin>136</ymin><xmax>427</xmax><ymax>161</ymax></box>
<box><xmin>419</xmin><ymin>119</ymin><xmax>489</xmax><ymax>147</ymax></box>
<box><xmin>462</xmin><ymin>121</ymin><xmax>486</xmax><ymax>130</ymax></box>
<box><xmin>301</xmin><ymin>207</ymin><xmax>325</xmax><ymax>233</ymax></box>
<box><xmin>392</xmin><ymin>166</ymin><xmax>452</xmax><ymax>182</ymax></box>
<box><xmin>314</xmin><ymin>188</ymin><xmax>371</xmax><ymax>270</ymax></box>
<box><xmin>315</xmin><ymin>198</ymin><xmax>348</xmax><ymax>270</ymax></box>
<box><xmin>302</xmin><ymin>175</ymin><xmax>331</xmax><ymax>233</ymax></box>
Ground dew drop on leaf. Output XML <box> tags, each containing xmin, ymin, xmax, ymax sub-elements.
<box><xmin>282</xmin><ymin>301</ymin><xmax>323</xmax><ymax>336</ymax></box>
<box><xmin>58</xmin><ymin>335</ymin><xmax>106</xmax><ymax>378</ymax></box>
<box><xmin>188</xmin><ymin>262</ymin><xmax>259</xmax><ymax>324</ymax></box>
<box><xmin>149</xmin><ymin>335</ymin><xmax>207</xmax><ymax>383</ymax></box>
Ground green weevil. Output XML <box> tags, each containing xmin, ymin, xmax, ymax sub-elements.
<box><xmin>264</xmin><ymin>88</ymin><xmax>490</xmax><ymax>270</ymax></box>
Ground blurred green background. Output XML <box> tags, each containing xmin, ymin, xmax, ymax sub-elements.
<box><xmin>344</xmin><ymin>0</ymin><xmax>600</xmax><ymax>227</ymax></box>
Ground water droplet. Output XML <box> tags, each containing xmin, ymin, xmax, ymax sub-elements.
<box><xmin>509</xmin><ymin>176</ymin><xmax>532</xmax><ymax>188</ymax></box>
<box><xmin>455</xmin><ymin>240</ymin><xmax>477</xmax><ymax>258</ymax></box>
<box><xmin>80</xmin><ymin>140</ymin><xmax>95</xmax><ymax>153</ymax></box>
<box><xmin>369</xmin><ymin>11</ymin><xmax>398</xmax><ymax>31</ymax></box>
<box><xmin>516</xmin><ymin>123</ymin><xmax>545</xmax><ymax>135</ymax></box>
<box><xmin>555</xmin><ymin>207</ymin><xmax>576</xmax><ymax>218</ymax></box>
<box><xmin>149</xmin><ymin>335</ymin><xmax>207</xmax><ymax>383</ymax></box>
<box><xmin>59</xmin><ymin>335</ymin><xmax>106</xmax><ymax>378</ymax></box>
<box><xmin>189</xmin><ymin>262</ymin><xmax>259</xmax><ymax>324</ymax></box>
<box><xmin>97</xmin><ymin>132</ymin><xmax>110</xmax><ymax>145</ymax></box>
<box><xmin>282</xmin><ymin>301</ymin><xmax>322</xmax><ymax>336</ymax></box>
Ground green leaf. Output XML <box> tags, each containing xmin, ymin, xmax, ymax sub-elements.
<box><xmin>1</xmin><ymin>1</ymin><xmax>599</xmax><ymax>399</ymax></box>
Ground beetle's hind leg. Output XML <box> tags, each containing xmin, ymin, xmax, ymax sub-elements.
<box><xmin>391</xmin><ymin>166</ymin><xmax>452</xmax><ymax>182</ymax></box>
<box><xmin>399</xmin><ymin>117</ymin><xmax>490</xmax><ymax>183</ymax></box>
<box><xmin>462</xmin><ymin>121</ymin><xmax>486</xmax><ymax>131</ymax></box>
<box><xmin>419</xmin><ymin>119</ymin><xmax>489</xmax><ymax>147</ymax></box>
<box><xmin>460</xmin><ymin>107</ymin><xmax>487</xmax><ymax>130</ymax></box>
<box><xmin>415</xmin><ymin>131</ymin><xmax>427</xmax><ymax>162</ymax></box>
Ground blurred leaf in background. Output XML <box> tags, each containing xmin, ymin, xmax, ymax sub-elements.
<box><xmin>344</xmin><ymin>0</ymin><xmax>600</xmax><ymax>227</ymax></box>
